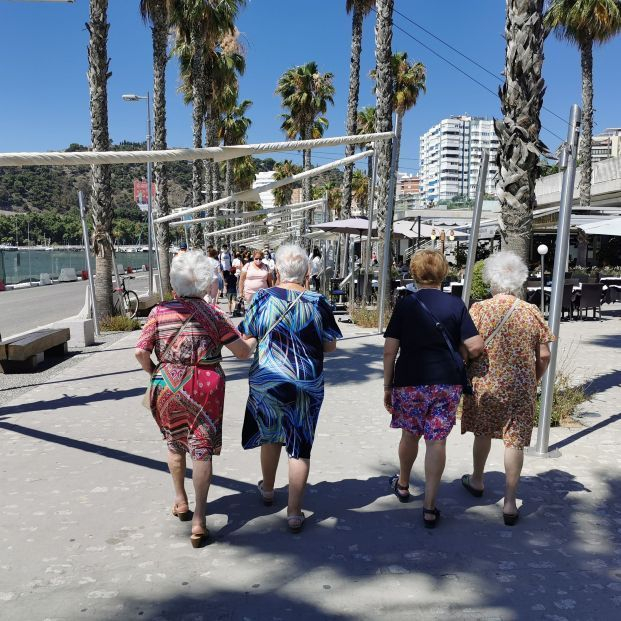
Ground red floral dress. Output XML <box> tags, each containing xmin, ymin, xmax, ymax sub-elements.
<box><xmin>136</xmin><ymin>297</ymin><xmax>240</xmax><ymax>460</ymax></box>
<box><xmin>461</xmin><ymin>295</ymin><xmax>556</xmax><ymax>449</ymax></box>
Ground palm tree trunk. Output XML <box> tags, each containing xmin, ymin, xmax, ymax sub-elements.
<box><xmin>392</xmin><ymin>110</ymin><xmax>403</xmax><ymax>204</ymax></box>
<box><xmin>190</xmin><ymin>26</ymin><xmax>204</xmax><ymax>250</ymax></box>
<box><xmin>495</xmin><ymin>0</ymin><xmax>546</xmax><ymax>263</ymax></box>
<box><xmin>302</xmin><ymin>123</ymin><xmax>312</xmax><ymax>203</ymax></box>
<box><xmin>150</xmin><ymin>0</ymin><xmax>171</xmax><ymax>296</ymax></box>
<box><xmin>373</xmin><ymin>0</ymin><xmax>394</xmax><ymax>294</ymax></box>
<box><xmin>225</xmin><ymin>159</ymin><xmax>233</xmax><ymax>229</ymax></box>
<box><xmin>87</xmin><ymin>0</ymin><xmax>113</xmax><ymax>319</ymax></box>
<box><xmin>578</xmin><ymin>39</ymin><xmax>593</xmax><ymax>209</ymax></box>
<box><xmin>341</xmin><ymin>4</ymin><xmax>364</xmax><ymax>219</ymax></box>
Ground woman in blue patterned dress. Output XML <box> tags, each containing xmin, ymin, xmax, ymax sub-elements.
<box><xmin>239</xmin><ymin>244</ymin><xmax>341</xmax><ymax>532</ymax></box>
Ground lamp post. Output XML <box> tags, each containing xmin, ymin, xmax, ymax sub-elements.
<box><xmin>537</xmin><ymin>244</ymin><xmax>548</xmax><ymax>314</ymax></box>
<box><xmin>122</xmin><ymin>93</ymin><xmax>161</xmax><ymax>298</ymax></box>
<box><xmin>430</xmin><ymin>228</ymin><xmax>437</xmax><ymax>249</ymax></box>
<box><xmin>439</xmin><ymin>229</ymin><xmax>446</xmax><ymax>255</ymax></box>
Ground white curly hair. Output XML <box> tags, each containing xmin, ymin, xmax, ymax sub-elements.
<box><xmin>275</xmin><ymin>244</ymin><xmax>309</xmax><ymax>285</ymax></box>
<box><xmin>170</xmin><ymin>250</ymin><xmax>215</xmax><ymax>298</ymax></box>
<box><xmin>483</xmin><ymin>251</ymin><xmax>528</xmax><ymax>296</ymax></box>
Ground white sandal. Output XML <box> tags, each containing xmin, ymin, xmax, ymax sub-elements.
<box><xmin>287</xmin><ymin>513</ymin><xmax>305</xmax><ymax>533</ymax></box>
<box><xmin>257</xmin><ymin>480</ymin><xmax>274</xmax><ymax>506</ymax></box>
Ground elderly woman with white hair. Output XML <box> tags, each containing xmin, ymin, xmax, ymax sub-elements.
<box><xmin>238</xmin><ymin>244</ymin><xmax>341</xmax><ymax>532</ymax></box>
<box><xmin>135</xmin><ymin>251</ymin><xmax>255</xmax><ymax>548</ymax></box>
<box><xmin>461</xmin><ymin>251</ymin><xmax>555</xmax><ymax>526</ymax></box>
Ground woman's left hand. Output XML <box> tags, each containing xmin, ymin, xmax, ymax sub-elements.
<box><xmin>383</xmin><ymin>388</ymin><xmax>393</xmax><ymax>413</ymax></box>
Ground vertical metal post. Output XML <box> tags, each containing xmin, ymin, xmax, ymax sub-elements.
<box><xmin>362</xmin><ymin>145</ymin><xmax>377</xmax><ymax>304</ymax></box>
<box><xmin>322</xmin><ymin>193</ymin><xmax>329</xmax><ymax>297</ymax></box>
<box><xmin>530</xmin><ymin>104</ymin><xmax>581</xmax><ymax>458</ymax></box>
<box><xmin>378</xmin><ymin>115</ymin><xmax>400</xmax><ymax>333</ymax></box>
<box><xmin>146</xmin><ymin>92</ymin><xmax>154</xmax><ymax>295</ymax></box>
<box><xmin>540</xmin><ymin>255</ymin><xmax>545</xmax><ymax>314</ymax></box>
<box><xmin>417</xmin><ymin>215</ymin><xmax>421</xmax><ymax>250</ymax></box>
<box><xmin>462</xmin><ymin>150</ymin><xmax>490</xmax><ymax>308</ymax></box>
<box><xmin>78</xmin><ymin>191</ymin><xmax>100</xmax><ymax>337</ymax></box>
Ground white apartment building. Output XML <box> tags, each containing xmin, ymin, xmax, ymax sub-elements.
<box><xmin>419</xmin><ymin>115</ymin><xmax>499</xmax><ymax>204</ymax></box>
<box><xmin>592</xmin><ymin>128</ymin><xmax>621</xmax><ymax>163</ymax></box>
<box><xmin>252</xmin><ymin>171</ymin><xmax>276</xmax><ymax>210</ymax></box>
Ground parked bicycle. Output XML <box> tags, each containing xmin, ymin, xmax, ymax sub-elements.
<box><xmin>112</xmin><ymin>275</ymin><xmax>139</xmax><ymax>319</ymax></box>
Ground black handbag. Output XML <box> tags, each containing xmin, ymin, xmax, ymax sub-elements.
<box><xmin>410</xmin><ymin>293</ymin><xmax>474</xmax><ymax>395</ymax></box>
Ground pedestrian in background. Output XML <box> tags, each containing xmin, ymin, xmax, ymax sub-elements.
<box><xmin>205</xmin><ymin>248</ymin><xmax>220</xmax><ymax>304</ymax></box>
<box><xmin>461</xmin><ymin>251</ymin><xmax>554</xmax><ymax>526</ymax></box>
<box><xmin>383</xmin><ymin>249</ymin><xmax>484</xmax><ymax>528</ymax></box>
<box><xmin>238</xmin><ymin>244</ymin><xmax>341</xmax><ymax>532</ymax></box>
<box><xmin>135</xmin><ymin>251</ymin><xmax>255</xmax><ymax>548</ymax></box>
<box><xmin>239</xmin><ymin>250</ymin><xmax>272</xmax><ymax>304</ymax></box>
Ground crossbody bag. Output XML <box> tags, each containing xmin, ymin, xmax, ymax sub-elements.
<box><xmin>141</xmin><ymin>313</ymin><xmax>195</xmax><ymax>410</ymax></box>
<box><xmin>484</xmin><ymin>298</ymin><xmax>520</xmax><ymax>347</ymax></box>
<box><xmin>411</xmin><ymin>293</ymin><xmax>473</xmax><ymax>395</ymax></box>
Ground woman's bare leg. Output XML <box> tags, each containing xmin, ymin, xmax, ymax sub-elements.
<box><xmin>191</xmin><ymin>459</ymin><xmax>212</xmax><ymax>534</ymax></box>
<box><xmin>470</xmin><ymin>435</ymin><xmax>492</xmax><ymax>491</ymax></box>
<box><xmin>260</xmin><ymin>443</ymin><xmax>282</xmax><ymax>492</ymax></box>
<box><xmin>503</xmin><ymin>447</ymin><xmax>524</xmax><ymax>515</ymax></box>
<box><xmin>398</xmin><ymin>430</ymin><xmax>420</xmax><ymax>488</ymax></box>
<box><xmin>167</xmin><ymin>451</ymin><xmax>188</xmax><ymax>508</ymax></box>
<box><xmin>423</xmin><ymin>439</ymin><xmax>446</xmax><ymax>519</ymax></box>
<box><xmin>287</xmin><ymin>456</ymin><xmax>310</xmax><ymax>517</ymax></box>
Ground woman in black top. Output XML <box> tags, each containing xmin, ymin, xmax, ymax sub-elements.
<box><xmin>383</xmin><ymin>250</ymin><xmax>484</xmax><ymax>528</ymax></box>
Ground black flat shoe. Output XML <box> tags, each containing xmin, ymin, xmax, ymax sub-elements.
<box><xmin>461</xmin><ymin>474</ymin><xmax>484</xmax><ymax>498</ymax></box>
<box><xmin>423</xmin><ymin>507</ymin><xmax>440</xmax><ymax>529</ymax></box>
<box><xmin>503</xmin><ymin>511</ymin><xmax>519</xmax><ymax>526</ymax></box>
<box><xmin>389</xmin><ymin>474</ymin><xmax>410</xmax><ymax>503</ymax></box>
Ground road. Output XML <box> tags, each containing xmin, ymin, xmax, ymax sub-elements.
<box><xmin>0</xmin><ymin>273</ymin><xmax>152</xmax><ymax>338</ymax></box>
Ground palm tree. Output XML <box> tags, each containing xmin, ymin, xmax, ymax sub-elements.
<box><xmin>313</xmin><ymin>181</ymin><xmax>343</xmax><ymax>220</ymax></box>
<box><xmin>373</xmin><ymin>0</ymin><xmax>394</xmax><ymax>285</ymax></box>
<box><xmin>273</xmin><ymin>160</ymin><xmax>302</xmax><ymax>207</ymax></box>
<box><xmin>352</xmin><ymin>169</ymin><xmax>370</xmax><ymax>215</ymax></box>
<box><xmin>140</xmin><ymin>0</ymin><xmax>171</xmax><ymax>295</ymax></box>
<box><xmin>87</xmin><ymin>0</ymin><xmax>113</xmax><ymax>318</ymax></box>
<box><xmin>341</xmin><ymin>0</ymin><xmax>376</xmax><ymax>219</ymax></box>
<box><xmin>276</xmin><ymin>62</ymin><xmax>335</xmax><ymax>201</ymax></box>
<box><xmin>357</xmin><ymin>106</ymin><xmax>376</xmax><ymax>179</ymax></box>
<box><xmin>545</xmin><ymin>0</ymin><xmax>621</xmax><ymax>213</ymax></box>
<box><xmin>495</xmin><ymin>0</ymin><xmax>547</xmax><ymax>261</ymax></box>
<box><xmin>371</xmin><ymin>51</ymin><xmax>425</xmax><ymax>201</ymax></box>
<box><xmin>231</xmin><ymin>155</ymin><xmax>256</xmax><ymax>242</ymax></box>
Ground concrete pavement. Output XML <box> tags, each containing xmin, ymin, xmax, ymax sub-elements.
<box><xmin>0</xmin><ymin>309</ymin><xmax>620</xmax><ymax>620</ymax></box>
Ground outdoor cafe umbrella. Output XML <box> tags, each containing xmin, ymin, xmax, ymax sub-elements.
<box><xmin>579</xmin><ymin>217</ymin><xmax>621</xmax><ymax>237</ymax></box>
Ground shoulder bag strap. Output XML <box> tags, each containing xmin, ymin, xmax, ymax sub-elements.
<box><xmin>259</xmin><ymin>291</ymin><xmax>305</xmax><ymax>344</ymax></box>
<box><xmin>159</xmin><ymin>313</ymin><xmax>195</xmax><ymax>361</ymax></box>
<box><xmin>484</xmin><ymin>298</ymin><xmax>520</xmax><ymax>347</ymax></box>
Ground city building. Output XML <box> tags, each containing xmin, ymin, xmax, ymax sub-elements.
<box><xmin>396</xmin><ymin>173</ymin><xmax>420</xmax><ymax>197</ymax></box>
<box><xmin>419</xmin><ymin>115</ymin><xmax>500</xmax><ymax>204</ymax></box>
<box><xmin>592</xmin><ymin>128</ymin><xmax>621</xmax><ymax>163</ymax></box>
<box><xmin>252</xmin><ymin>171</ymin><xmax>276</xmax><ymax>210</ymax></box>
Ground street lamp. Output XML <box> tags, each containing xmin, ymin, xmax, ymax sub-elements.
<box><xmin>122</xmin><ymin>92</ymin><xmax>157</xmax><ymax>297</ymax></box>
<box><xmin>537</xmin><ymin>243</ymin><xmax>549</xmax><ymax>314</ymax></box>
<box><xmin>430</xmin><ymin>227</ymin><xmax>437</xmax><ymax>249</ymax></box>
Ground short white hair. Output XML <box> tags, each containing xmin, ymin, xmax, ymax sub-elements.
<box><xmin>483</xmin><ymin>251</ymin><xmax>528</xmax><ymax>296</ymax></box>
<box><xmin>275</xmin><ymin>244</ymin><xmax>309</xmax><ymax>285</ymax></box>
<box><xmin>170</xmin><ymin>251</ymin><xmax>215</xmax><ymax>298</ymax></box>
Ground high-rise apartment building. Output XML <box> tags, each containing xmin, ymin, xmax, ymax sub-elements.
<box><xmin>591</xmin><ymin>128</ymin><xmax>621</xmax><ymax>163</ymax></box>
<box><xmin>419</xmin><ymin>115</ymin><xmax>499</xmax><ymax>204</ymax></box>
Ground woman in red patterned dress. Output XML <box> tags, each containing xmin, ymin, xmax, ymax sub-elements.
<box><xmin>135</xmin><ymin>251</ymin><xmax>255</xmax><ymax>547</ymax></box>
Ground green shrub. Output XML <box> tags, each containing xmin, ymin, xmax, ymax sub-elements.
<box><xmin>350</xmin><ymin>306</ymin><xmax>392</xmax><ymax>329</ymax></box>
<box><xmin>535</xmin><ymin>372</ymin><xmax>589</xmax><ymax>427</ymax></box>
<box><xmin>470</xmin><ymin>260</ymin><xmax>489</xmax><ymax>301</ymax></box>
<box><xmin>100</xmin><ymin>315</ymin><xmax>142</xmax><ymax>332</ymax></box>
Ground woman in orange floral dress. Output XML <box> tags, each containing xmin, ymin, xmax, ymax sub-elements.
<box><xmin>461</xmin><ymin>252</ymin><xmax>555</xmax><ymax>525</ymax></box>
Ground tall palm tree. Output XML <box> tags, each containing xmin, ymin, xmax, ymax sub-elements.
<box><xmin>357</xmin><ymin>106</ymin><xmax>376</xmax><ymax>178</ymax></box>
<box><xmin>341</xmin><ymin>0</ymin><xmax>376</xmax><ymax>218</ymax></box>
<box><xmin>87</xmin><ymin>0</ymin><xmax>113</xmax><ymax>318</ymax></box>
<box><xmin>545</xmin><ymin>0</ymin><xmax>621</xmax><ymax>213</ymax></box>
<box><xmin>373</xmin><ymin>0</ymin><xmax>394</xmax><ymax>262</ymax></box>
<box><xmin>495</xmin><ymin>0</ymin><xmax>547</xmax><ymax>261</ymax></box>
<box><xmin>276</xmin><ymin>62</ymin><xmax>335</xmax><ymax>202</ymax></box>
<box><xmin>140</xmin><ymin>0</ymin><xmax>171</xmax><ymax>295</ymax></box>
<box><xmin>352</xmin><ymin>169</ymin><xmax>370</xmax><ymax>215</ymax></box>
<box><xmin>371</xmin><ymin>51</ymin><xmax>425</xmax><ymax>200</ymax></box>
<box><xmin>232</xmin><ymin>155</ymin><xmax>256</xmax><ymax>241</ymax></box>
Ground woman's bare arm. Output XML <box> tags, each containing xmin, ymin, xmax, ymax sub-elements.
<box><xmin>135</xmin><ymin>349</ymin><xmax>155</xmax><ymax>374</ymax></box>
<box><xmin>535</xmin><ymin>343</ymin><xmax>551</xmax><ymax>381</ymax></box>
<box><xmin>226</xmin><ymin>337</ymin><xmax>256</xmax><ymax>360</ymax></box>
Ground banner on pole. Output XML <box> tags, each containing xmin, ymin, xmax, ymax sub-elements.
<box><xmin>134</xmin><ymin>180</ymin><xmax>155</xmax><ymax>211</ymax></box>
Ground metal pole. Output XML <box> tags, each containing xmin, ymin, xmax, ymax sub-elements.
<box><xmin>322</xmin><ymin>192</ymin><xmax>329</xmax><ymax>296</ymax></box>
<box><xmin>530</xmin><ymin>104</ymin><xmax>581</xmax><ymax>458</ymax></box>
<box><xmin>78</xmin><ymin>191</ymin><xmax>100</xmax><ymax>337</ymax></box>
<box><xmin>417</xmin><ymin>215</ymin><xmax>421</xmax><ymax>250</ymax></box>
<box><xmin>146</xmin><ymin>92</ymin><xmax>154</xmax><ymax>296</ymax></box>
<box><xmin>362</xmin><ymin>145</ymin><xmax>377</xmax><ymax>304</ymax></box>
<box><xmin>462</xmin><ymin>150</ymin><xmax>490</xmax><ymax>308</ymax></box>
<box><xmin>540</xmin><ymin>255</ymin><xmax>545</xmax><ymax>314</ymax></box>
<box><xmin>378</xmin><ymin>114</ymin><xmax>400</xmax><ymax>333</ymax></box>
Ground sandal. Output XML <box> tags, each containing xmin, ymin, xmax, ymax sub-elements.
<box><xmin>257</xmin><ymin>480</ymin><xmax>274</xmax><ymax>506</ymax></box>
<box><xmin>172</xmin><ymin>503</ymin><xmax>193</xmax><ymax>522</ymax></box>
<box><xmin>423</xmin><ymin>507</ymin><xmax>441</xmax><ymax>529</ymax></box>
<box><xmin>389</xmin><ymin>474</ymin><xmax>410</xmax><ymax>503</ymax></box>
<box><xmin>461</xmin><ymin>474</ymin><xmax>484</xmax><ymax>498</ymax></box>
<box><xmin>503</xmin><ymin>511</ymin><xmax>519</xmax><ymax>526</ymax></box>
<box><xmin>190</xmin><ymin>525</ymin><xmax>210</xmax><ymax>548</ymax></box>
<box><xmin>287</xmin><ymin>513</ymin><xmax>306</xmax><ymax>533</ymax></box>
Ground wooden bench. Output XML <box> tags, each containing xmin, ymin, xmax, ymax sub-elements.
<box><xmin>0</xmin><ymin>328</ymin><xmax>70</xmax><ymax>372</ymax></box>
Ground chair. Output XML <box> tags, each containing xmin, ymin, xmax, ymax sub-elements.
<box><xmin>561</xmin><ymin>283</ymin><xmax>574</xmax><ymax>320</ymax></box>
<box><xmin>575</xmin><ymin>283</ymin><xmax>603</xmax><ymax>320</ymax></box>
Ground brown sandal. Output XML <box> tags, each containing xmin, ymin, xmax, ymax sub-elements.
<box><xmin>172</xmin><ymin>503</ymin><xmax>193</xmax><ymax>522</ymax></box>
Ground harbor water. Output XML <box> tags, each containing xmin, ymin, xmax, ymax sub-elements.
<box><xmin>0</xmin><ymin>249</ymin><xmax>155</xmax><ymax>285</ymax></box>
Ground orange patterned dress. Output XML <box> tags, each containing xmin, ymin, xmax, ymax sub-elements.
<box><xmin>461</xmin><ymin>294</ymin><xmax>556</xmax><ymax>449</ymax></box>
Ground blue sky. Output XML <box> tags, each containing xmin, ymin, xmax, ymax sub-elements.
<box><xmin>1</xmin><ymin>0</ymin><xmax>620</xmax><ymax>175</ymax></box>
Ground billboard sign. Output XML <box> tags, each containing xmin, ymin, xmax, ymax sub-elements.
<box><xmin>133</xmin><ymin>180</ymin><xmax>156</xmax><ymax>208</ymax></box>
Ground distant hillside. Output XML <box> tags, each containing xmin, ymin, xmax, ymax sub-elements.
<box><xmin>0</xmin><ymin>141</ymin><xmax>277</xmax><ymax>214</ymax></box>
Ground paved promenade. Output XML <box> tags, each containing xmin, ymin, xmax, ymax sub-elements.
<box><xmin>1</xmin><ymin>311</ymin><xmax>620</xmax><ymax>620</ymax></box>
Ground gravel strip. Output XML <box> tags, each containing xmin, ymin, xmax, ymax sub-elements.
<box><xmin>0</xmin><ymin>330</ymin><xmax>137</xmax><ymax>408</ymax></box>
